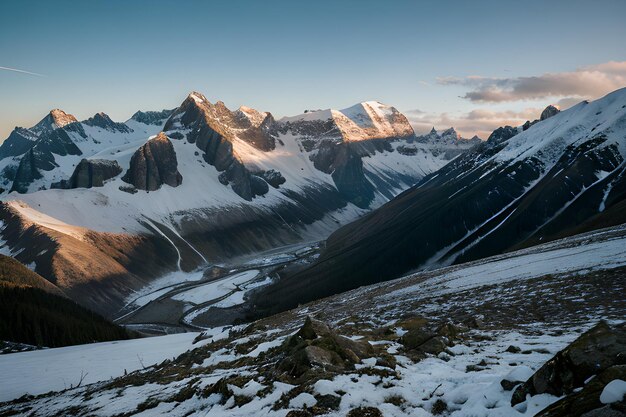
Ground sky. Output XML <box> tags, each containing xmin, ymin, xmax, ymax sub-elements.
<box><xmin>1</xmin><ymin>0</ymin><xmax>626</xmax><ymax>139</ymax></box>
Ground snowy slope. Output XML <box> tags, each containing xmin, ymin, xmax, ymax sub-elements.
<box><xmin>1</xmin><ymin>223</ymin><xmax>623</xmax><ymax>415</ymax></box>
<box><xmin>267</xmin><ymin>88</ymin><xmax>626</xmax><ymax>310</ymax></box>
<box><xmin>0</xmin><ymin>95</ymin><xmax>463</xmax><ymax>235</ymax></box>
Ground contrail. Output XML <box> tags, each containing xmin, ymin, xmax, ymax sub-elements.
<box><xmin>0</xmin><ymin>66</ymin><xmax>46</xmax><ymax>77</ymax></box>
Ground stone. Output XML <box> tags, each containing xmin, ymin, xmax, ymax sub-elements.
<box><xmin>534</xmin><ymin>365</ymin><xmax>626</xmax><ymax>417</ymax></box>
<box><xmin>512</xmin><ymin>321</ymin><xmax>626</xmax><ymax>406</ymax></box>
<box><xmin>418</xmin><ymin>337</ymin><xmax>448</xmax><ymax>355</ymax></box>
<box><xmin>501</xmin><ymin>379</ymin><xmax>522</xmax><ymax>391</ymax></box>
<box><xmin>401</xmin><ymin>328</ymin><xmax>436</xmax><ymax>350</ymax></box>
<box><xmin>437</xmin><ymin>322</ymin><xmax>461</xmax><ymax>339</ymax></box>
<box><xmin>346</xmin><ymin>406</ymin><xmax>384</xmax><ymax>417</ymax></box>
<box><xmin>304</xmin><ymin>345</ymin><xmax>342</xmax><ymax>368</ymax></box>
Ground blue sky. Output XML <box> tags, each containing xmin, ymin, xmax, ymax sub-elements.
<box><xmin>1</xmin><ymin>0</ymin><xmax>626</xmax><ymax>138</ymax></box>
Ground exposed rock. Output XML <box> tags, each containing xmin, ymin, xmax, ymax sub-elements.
<box><xmin>401</xmin><ymin>328</ymin><xmax>437</xmax><ymax>350</ymax></box>
<box><xmin>163</xmin><ymin>92</ymin><xmax>273</xmax><ymax>200</ymax></box>
<box><xmin>304</xmin><ymin>345</ymin><xmax>343</xmax><ymax>367</ymax></box>
<box><xmin>130</xmin><ymin>109</ymin><xmax>174</xmax><ymax>126</ymax></box>
<box><xmin>535</xmin><ymin>365</ymin><xmax>626</xmax><ymax>417</ymax></box>
<box><xmin>487</xmin><ymin>126</ymin><xmax>518</xmax><ymax>145</ymax></box>
<box><xmin>418</xmin><ymin>336</ymin><xmax>448</xmax><ymax>355</ymax></box>
<box><xmin>314</xmin><ymin>394</ymin><xmax>341</xmax><ymax>411</ymax></box>
<box><xmin>260</xmin><ymin>169</ymin><xmax>286</xmax><ymax>188</ymax></box>
<box><xmin>250</xmin><ymin>175</ymin><xmax>269</xmax><ymax>196</ymax></box>
<box><xmin>64</xmin><ymin>159</ymin><xmax>122</xmax><ymax>189</ymax></box>
<box><xmin>347</xmin><ymin>406</ymin><xmax>384</xmax><ymax>417</ymax></box>
<box><xmin>296</xmin><ymin>316</ymin><xmax>331</xmax><ymax>340</ymax></box>
<box><xmin>168</xmin><ymin>131</ymin><xmax>184</xmax><ymax>140</ymax></box>
<box><xmin>541</xmin><ymin>105</ymin><xmax>560</xmax><ymax>121</ymax></box>
<box><xmin>121</xmin><ymin>133</ymin><xmax>182</xmax><ymax>191</ymax></box>
<box><xmin>523</xmin><ymin>120</ymin><xmax>535</xmax><ymax>131</ymax></box>
<box><xmin>437</xmin><ymin>322</ymin><xmax>461</xmax><ymax>339</ymax></box>
<box><xmin>463</xmin><ymin>316</ymin><xmax>485</xmax><ymax>329</ymax></box>
<box><xmin>285</xmin><ymin>411</ymin><xmax>313</xmax><ymax>417</ymax></box>
<box><xmin>276</xmin><ymin>317</ymin><xmax>374</xmax><ymax>379</ymax></box>
<box><xmin>512</xmin><ymin>321</ymin><xmax>626</xmax><ymax>406</ymax></box>
<box><xmin>10</xmin><ymin>128</ymin><xmax>83</xmax><ymax>193</ymax></box>
<box><xmin>523</xmin><ymin>105</ymin><xmax>560</xmax><ymax>133</ymax></box>
<box><xmin>432</xmin><ymin>399</ymin><xmax>448</xmax><ymax>415</ymax></box>
<box><xmin>84</xmin><ymin>112</ymin><xmax>132</xmax><ymax>133</ymax></box>
<box><xmin>506</xmin><ymin>345</ymin><xmax>522</xmax><ymax>353</ymax></box>
<box><xmin>501</xmin><ymin>379</ymin><xmax>522</xmax><ymax>391</ymax></box>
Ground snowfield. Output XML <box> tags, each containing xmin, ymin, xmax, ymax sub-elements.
<box><xmin>0</xmin><ymin>332</ymin><xmax>201</xmax><ymax>402</ymax></box>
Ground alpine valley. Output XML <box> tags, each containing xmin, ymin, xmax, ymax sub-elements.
<box><xmin>1</xmin><ymin>88</ymin><xmax>625</xmax><ymax>417</ymax></box>
<box><xmin>0</xmin><ymin>92</ymin><xmax>478</xmax><ymax>319</ymax></box>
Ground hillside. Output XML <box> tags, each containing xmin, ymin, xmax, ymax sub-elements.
<box><xmin>0</xmin><ymin>223</ymin><xmax>624</xmax><ymax>415</ymax></box>
<box><xmin>0</xmin><ymin>254</ymin><xmax>133</xmax><ymax>349</ymax></box>
<box><xmin>251</xmin><ymin>88</ymin><xmax>626</xmax><ymax>316</ymax></box>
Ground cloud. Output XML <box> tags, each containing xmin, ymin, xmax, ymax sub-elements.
<box><xmin>0</xmin><ymin>66</ymin><xmax>46</xmax><ymax>77</ymax></box>
<box><xmin>437</xmin><ymin>61</ymin><xmax>626</xmax><ymax>103</ymax></box>
<box><xmin>407</xmin><ymin>107</ymin><xmax>542</xmax><ymax>139</ymax></box>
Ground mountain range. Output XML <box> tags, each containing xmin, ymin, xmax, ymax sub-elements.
<box><xmin>0</xmin><ymin>93</ymin><xmax>477</xmax><ymax>317</ymax></box>
<box><xmin>251</xmin><ymin>88</ymin><xmax>626</xmax><ymax>316</ymax></box>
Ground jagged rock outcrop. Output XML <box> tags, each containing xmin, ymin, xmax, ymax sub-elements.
<box><xmin>10</xmin><ymin>128</ymin><xmax>83</xmax><ymax>193</ymax></box>
<box><xmin>487</xmin><ymin>125</ymin><xmax>519</xmax><ymax>145</ymax></box>
<box><xmin>541</xmin><ymin>105</ymin><xmax>560</xmax><ymax>121</ymax></box>
<box><xmin>130</xmin><ymin>109</ymin><xmax>174</xmax><ymax>126</ymax></box>
<box><xmin>84</xmin><ymin>112</ymin><xmax>132</xmax><ymax>133</ymax></box>
<box><xmin>53</xmin><ymin>159</ymin><xmax>122</xmax><ymax>189</ymax></box>
<box><xmin>122</xmin><ymin>133</ymin><xmax>182</xmax><ymax>191</ymax></box>
<box><xmin>260</xmin><ymin>169</ymin><xmax>286</xmax><ymax>188</ymax></box>
<box><xmin>163</xmin><ymin>92</ymin><xmax>273</xmax><ymax>200</ymax></box>
<box><xmin>524</xmin><ymin>104</ymin><xmax>562</xmax><ymax>130</ymax></box>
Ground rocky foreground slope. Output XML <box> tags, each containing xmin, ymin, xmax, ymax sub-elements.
<box><xmin>0</xmin><ymin>94</ymin><xmax>476</xmax><ymax>317</ymax></box>
<box><xmin>0</xmin><ymin>223</ymin><xmax>624</xmax><ymax>416</ymax></box>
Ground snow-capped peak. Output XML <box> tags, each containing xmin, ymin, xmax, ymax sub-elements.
<box><xmin>188</xmin><ymin>91</ymin><xmax>209</xmax><ymax>104</ymax></box>
<box><xmin>281</xmin><ymin>101</ymin><xmax>415</xmax><ymax>142</ymax></box>
<box><xmin>31</xmin><ymin>109</ymin><xmax>78</xmax><ymax>134</ymax></box>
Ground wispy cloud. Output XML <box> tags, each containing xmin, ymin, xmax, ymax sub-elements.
<box><xmin>0</xmin><ymin>66</ymin><xmax>46</xmax><ymax>77</ymax></box>
<box><xmin>436</xmin><ymin>61</ymin><xmax>626</xmax><ymax>103</ymax></box>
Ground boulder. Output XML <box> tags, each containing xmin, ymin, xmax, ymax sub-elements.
<box><xmin>400</xmin><ymin>328</ymin><xmax>436</xmax><ymax>350</ymax></box>
<box><xmin>535</xmin><ymin>365</ymin><xmax>626</xmax><ymax>417</ymax></box>
<box><xmin>277</xmin><ymin>317</ymin><xmax>374</xmax><ymax>379</ymax></box>
<box><xmin>512</xmin><ymin>321</ymin><xmax>626</xmax><ymax>406</ymax></box>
